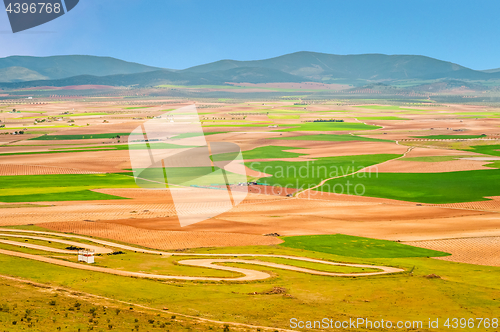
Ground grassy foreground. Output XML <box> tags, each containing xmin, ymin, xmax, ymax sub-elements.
<box><xmin>0</xmin><ymin>277</ymin><xmax>230</xmax><ymax>332</ymax></box>
<box><xmin>0</xmin><ymin>232</ymin><xmax>498</xmax><ymax>331</ymax></box>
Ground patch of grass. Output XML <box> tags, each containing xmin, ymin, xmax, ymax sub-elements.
<box><xmin>247</xmin><ymin>154</ymin><xmax>400</xmax><ymax>188</ymax></box>
<box><xmin>321</xmin><ymin>169</ymin><xmax>500</xmax><ymax>203</ymax></box>
<box><xmin>0</xmin><ymin>173</ymin><xmax>136</xmax><ymax>189</ymax></box>
<box><xmin>274</xmin><ymin>122</ymin><xmax>381</xmax><ymax>132</ymax></box>
<box><xmin>484</xmin><ymin>160</ymin><xmax>500</xmax><ymax>169</ymax></box>
<box><xmin>30</xmin><ymin>133</ymin><xmax>131</xmax><ymax>140</ymax></box>
<box><xmin>412</xmin><ymin>134</ymin><xmax>487</xmax><ymax>140</ymax></box>
<box><xmin>0</xmin><ymin>173</ymin><xmax>136</xmax><ymax>202</ymax></box>
<box><xmin>464</xmin><ymin>144</ymin><xmax>500</xmax><ymax>157</ymax></box>
<box><xmin>244</xmin><ymin>256</ymin><xmax>380</xmax><ymax>273</ymax></box>
<box><xmin>0</xmin><ymin>234</ymin><xmax>79</xmax><ymax>251</ymax></box>
<box><xmin>280</xmin><ymin>234</ymin><xmax>450</xmax><ymax>258</ymax></box>
<box><xmin>213</xmin><ymin>146</ymin><xmax>306</xmax><ymax>162</ymax></box>
<box><xmin>241</xmin><ymin>146</ymin><xmax>306</xmax><ymax>159</ymax></box>
<box><xmin>91</xmin><ymin>252</ymin><xmax>241</xmax><ymax>278</ymax></box>
<box><xmin>271</xmin><ymin>134</ymin><xmax>391</xmax><ymax>142</ymax></box>
<box><xmin>124</xmin><ymin>106</ymin><xmax>153</xmax><ymax>109</ymax></box>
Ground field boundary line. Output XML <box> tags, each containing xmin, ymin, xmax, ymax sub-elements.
<box><xmin>0</xmin><ymin>274</ymin><xmax>296</xmax><ymax>332</ymax></box>
<box><xmin>294</xmin><ymin>145</ymin><xmax>413</xmax><ymax>198</ymax></box>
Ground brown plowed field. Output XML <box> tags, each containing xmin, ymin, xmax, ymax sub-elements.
<box><xmin>38</xmin><ymin>221</ymin><xmax>282</xmax><ymax>249</ymax></box>
<box><xmin>426</xmin><ymin>196</ymin><xmax>500</xmax><ymax>212</ymax></box>
<box><xmin>404</xmin><ymin>237</ymin><xmax>500</xmax><ymax>266</ymax></box>
<box><xmin>0</xmin><ymin>150</ymin><xmax>131</xmax><ymax>173</ymax></box>
<box><xmin>362</xmin><ymin>159</ymin><xmax>491</xmax><ymax>173</ymax></box>
<box><xmin>404</xmin><ymin>147</ymin><xmax>483</xmax><ymax>157</ymax></box>
<box><xmin>0</xmin><ymin>164</ymin><xmax>103</xmax><ymax>176</ymax></box>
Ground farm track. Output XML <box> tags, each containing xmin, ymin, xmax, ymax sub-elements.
<box><xmin>0</xmin><ymin>274</ymin><xmax>297</xmax><ymax>332</ymax></box>
<box><xmin>0</xmin><ymin>229</ymin><xmax>404</xmax><ymax>281</ymax></box>
<box><xmin>295</xmin><ymin>144</ymin><xmax>414</xmax><ymax>198</ymax></box>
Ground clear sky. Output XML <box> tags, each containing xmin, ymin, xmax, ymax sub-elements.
<box><xmin>1</xmin><ymin>0</ymin><xmax>499</xmax><ymax>70</ymax></box>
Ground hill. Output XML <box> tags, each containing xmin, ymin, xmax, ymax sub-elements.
<box><xmin>0</xmin><ymin>55</ymin><xmax>162</xmax><ymax>82</ymax></box>
<box><xmin>0</xmin><ymin>67</ymin><xmax>304</xmax><ymax>89</ymax></box>
<box><xmin>482</xmin><ymin>68</ymin><xmax>500</xmax><ymax>74</ymax></box>
<box><xmin>1</xmin><ymin>52</ymin><xmax>500</xmax><ymax>89</ymax></box>
<box><xmin>183</xmin><ymin>51</ymin><xmax>498</xmax><ymax>82</ymax></box>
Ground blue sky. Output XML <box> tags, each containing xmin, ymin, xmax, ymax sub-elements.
<box><xmin>1</xmin><ymin>0</ymin><xmax>499</xmax><ymax>70</ymax></box>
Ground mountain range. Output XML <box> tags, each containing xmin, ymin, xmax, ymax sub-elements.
<box><xmin>1</xmin><ymin>52</ymin><xmax>499</xmax><ymax>89</ymax></box>
<box><xmin>0</xmin><ymin>55</ymin><xmax>160</xmax><ymax>83</ymax></box>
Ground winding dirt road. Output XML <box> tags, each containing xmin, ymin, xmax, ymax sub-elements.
<box><xmin>0</xmin><ymin>229</ymin><xmax>404</xmax><ymax>281</ymax></box>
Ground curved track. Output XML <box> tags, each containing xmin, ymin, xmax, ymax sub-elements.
<box><xmin>0</xmin><ymin>229</ymin><xmax>404</xmax><ymax>281</ymax></box>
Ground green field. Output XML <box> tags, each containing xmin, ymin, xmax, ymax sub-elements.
<box><xmin>464</xmin><ymin>144</ymin><xmax>500</xmax><ymax>157</ymax></box>
<box><xmin>248</xmin><ymin>154</ymin><xmax>400</xmax><ymax>188</ymax></box>
<box><xmin>320</xmin><ymin>169</ymin><xmax>500</xmax><ymax>203</ymax></box>
<box><xmin>412</xmin><ymin>134</ymin><xmax>487</xmax><ymax>140</ymax></box>
<box><xmin>0</xmin><ymin>173</ymin><xmax>137</xmax><ymax>202</ymax></box>
<box><xmin>275</xmin><ymin>122</ymin><xmax>381</xmax><ymax>132</ymax></box>
<box><xmin>213</xmin><ymin>145</ymin><xmax>306</xmax><ymax>162</ymax></box>
<box><xmin>271</xmin><ymin>134</ymin><xmax>391</xmax><ymax>142</ymax></box>
<box><xmin>280</xmin><ymin>234</ymin><xmax>450</xmax><ymax>258</ymax></box>
<box><xmin>241</xmin><ymin>146</ymin><xmax>306</xmax><ymax>159</ymax></box>
<box><xmin>30</xmin><ymin>133</ymin><xmax>131</xmax><ymax>140</ymax></box>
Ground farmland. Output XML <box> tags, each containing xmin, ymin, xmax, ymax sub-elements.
<box><xmin>1</xmin><ymin>95</ymin><xmax>500</xmax><ymax>331</ymax></box>
<box><xmin>272</xmin><ymin>133</ymin><xmax>391</xmax><ymax>142</ymax></box>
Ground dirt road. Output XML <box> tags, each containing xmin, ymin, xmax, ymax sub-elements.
<box><xmin>0</xmin><ymin>229</ymin><xmax>404</xmax><ymax>281</ymax></box>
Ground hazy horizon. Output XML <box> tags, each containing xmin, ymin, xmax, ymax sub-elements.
<box><xmin>1</xmin><ymin>0</ymin><xmax>499</xmax><ymax>71</ymax></box>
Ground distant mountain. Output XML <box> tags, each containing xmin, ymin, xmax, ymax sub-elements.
<box><xmin>0</xmin><ymin>55</ymin><xmax>162</xmax><ymax>82</ymax></box>
<box><xmin>0</xmin><ymin>66</ymin><xmax>48</xmax><ymax>82</ymax></box>
<box><xmin>0</xmin><ymin>67</ymin><xmax>304</xmax><ymax>89</ymax></box>
<box><xmin>183</xmin><ymin>51</ymin><xmax>496</xmax><ymax>81</ymax></box>
<box><xmin>481</xmin><ymin>68</ymin><xmax>500</xmax><ymax>74</ymax></box>
<box><xmin>1</xmin><ymin>52</ymin><xmax>499</xmax><ymax>89</ymax></box>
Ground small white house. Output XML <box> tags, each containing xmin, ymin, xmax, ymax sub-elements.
<box><xmin>78</xmin><ymin>249</ymin><xmax>95</xmax><ymax>264</ymax></box>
